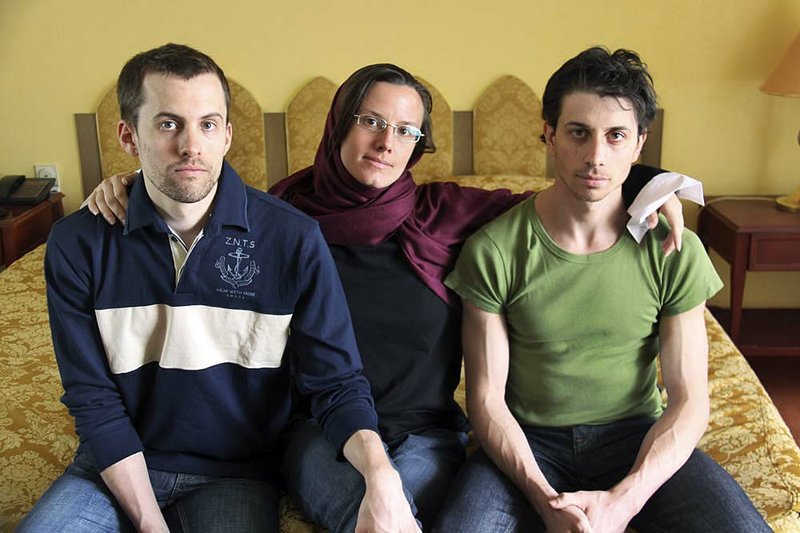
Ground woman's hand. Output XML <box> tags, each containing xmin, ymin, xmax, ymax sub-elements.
<box><xmin>81</xmin><ymin>171</ymin><xmax>137</xmax><ymax>224</ymax></box>
<box><xmin>644</xmin><ymin>193</ymin><xmax>684</xmax><ymax>257</ymax></box>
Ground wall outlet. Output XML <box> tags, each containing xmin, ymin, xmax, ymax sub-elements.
<box><xmin>34</xmin><ymin>164</ymin><xmax>60</xmax><ymax>192</ymax></box>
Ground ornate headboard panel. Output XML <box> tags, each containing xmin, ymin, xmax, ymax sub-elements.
<box><xmin>473</xmin><ymin>75</ymin><xmax>545</xmax><ymax>177</ymax></box>
<box><xmin>96</xmin><ymin>86</ymin><xmax>134</xmax><ymax>180</ymax></box>
<box><xmin>286</xmin><ymin>77</ymin><xmax>336</xmax><ymax>176</ymax></box>
<box><xmin>412</xmin><ymin>77</ymin><xmax>454</xmax><ymax>183</ymax></box>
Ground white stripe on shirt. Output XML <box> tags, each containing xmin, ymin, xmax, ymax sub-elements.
<box><xmin>96</xmin><ymin>304</ymin><xmax>292</xmax><ymax>374</ymax></box>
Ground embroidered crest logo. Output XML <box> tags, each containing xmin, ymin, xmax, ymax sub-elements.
<box><xmin>215</xmin><ymin>247</ymin><xmax>260</xmax><ymax>288</ymax></box>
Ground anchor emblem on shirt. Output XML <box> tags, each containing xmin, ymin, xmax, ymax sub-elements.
<box><xmin>215</xmin><ymin>247</ymin><xmax>260</xmax><ymax>288</ymax></box>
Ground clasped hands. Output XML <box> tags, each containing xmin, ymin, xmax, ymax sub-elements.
<box><xmin>541</xmin><ymin>489</ymin><xmax>634</xmax><ymax>533</ymax></box>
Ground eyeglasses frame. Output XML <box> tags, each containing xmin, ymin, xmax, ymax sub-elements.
<box><xmin>352</xmin><ymin>114</ymin><xmax>425</xmax><ymax>144</ymax></box>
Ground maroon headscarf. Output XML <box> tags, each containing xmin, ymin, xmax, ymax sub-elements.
<box><xmin>269</xmin><ymin>85</ymin><xmax>529</xmax><ymax>306</ymax></box>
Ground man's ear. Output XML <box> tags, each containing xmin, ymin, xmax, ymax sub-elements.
<box><xmin>632</xmin><ymin>130</ymin><xmax>648</xmax><ymax>163</ymax></box>
<box><xmin>543</xmin><ymin>123</ymin><xmax>557</xmax><ymax>150</ymax></box>
<box><xmin>223</xmin><ymin>121</ymin><xmax>233</xmax><ymax>157</ymax></box>
<box><xmin>118</xmin><ymin>120</ymin><xmax>139</xmax><ymax>156</ymax></box>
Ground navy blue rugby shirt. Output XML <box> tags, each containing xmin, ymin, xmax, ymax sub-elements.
<box><xmin>44</xmin><ymin>162</ymin><xmax>377</xmax><ymax>481</ymax></box>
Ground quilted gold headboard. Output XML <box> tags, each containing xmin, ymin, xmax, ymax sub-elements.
<box><xmin>286</xmin><ymin>77</ymin><xmax>336</xmax><ymax>175</ymax></box>
<box><xmin>473</xmin><ymin>75</ymin><xmax>545</xmax><ymax>177</ymax></box>
<box><xmin>411</xmin><ymin>76</ymin><xmax>453</xmax><ymax>183</ymax></box>
<box><xmin>96</xmin><ymin>86</ymin><xmax>136</xmax><ymax>180</ymax></box>
<box><xmin>93</xmin><ymin>78</ymin><xmax>267</xmax><ymax>190</ymax></box>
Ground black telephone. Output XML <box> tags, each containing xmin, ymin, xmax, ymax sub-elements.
<box><xmin>0</xmin><ymin>175</ymin><xmax>25</xmax><ymax>199</ymax></box>
<box><xmin>0</xmin><ymin>175</ymin><xmax>55</xmax><ymax>204</ymax></box>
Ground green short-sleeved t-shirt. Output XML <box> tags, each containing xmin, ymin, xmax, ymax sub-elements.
<box><xmin>445</xmin><ymin>197</ymin><xmax>722</xmax><ymax>427</ymax></box>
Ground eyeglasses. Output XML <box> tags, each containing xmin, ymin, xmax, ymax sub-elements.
<box><xmin>353</xmin><ymin>114</ymin><xmax>424</xmax><ymax>144</ymax></box>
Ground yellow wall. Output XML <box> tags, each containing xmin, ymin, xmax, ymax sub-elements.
<box><xmin>1</xmin><ymin>0</ymin><xmax>798</xmax><ymax>307</ymax></box>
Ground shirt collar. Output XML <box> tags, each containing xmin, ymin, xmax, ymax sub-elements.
<box><xmin>124</xmin><ymin>161</ymin><xmax>250</xmax><ymax>236</ymax></box>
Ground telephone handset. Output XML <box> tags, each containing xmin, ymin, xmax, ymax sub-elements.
<box><xmin>0</xmin><ymin>175</ymin><xmax>55</xmax><ymax>204</ymax></box>
<box><xmin>0</xmin><ymin>175</ymin><xmax>25</xmax><ymax>200</ymax></box>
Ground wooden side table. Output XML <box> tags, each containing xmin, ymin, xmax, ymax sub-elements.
<box><xmin>697</xmin><ymin>198</ymin><xmax>800</xmax><ymax>356</ymax></box>
<box><xmin>0</xmin><ymin>193</ymin><xmax>64</xmax><ymax>267</ymax></box>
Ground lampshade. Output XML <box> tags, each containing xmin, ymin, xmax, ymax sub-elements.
<box><xmin>761</xmin><ymin>32</ymin><xmax>800</xmax><ymax>97</ymax></box>
<box><xmin>761</xmin><ymin>31</ymin><xmax>800</xmax><ymax>212</ymax></box>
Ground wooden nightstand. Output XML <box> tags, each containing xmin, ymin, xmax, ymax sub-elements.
<box><xmin>697</xmin><ymin>198</ymin><xmax>800</xmax><ymax>356</ymax></box>
<box><xmin>0</xmin><ymin>193</ymin><xmax>64</xmax><ymax>267</ymax></box>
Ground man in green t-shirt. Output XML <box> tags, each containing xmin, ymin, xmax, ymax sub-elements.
<box><xmin>436</xmin><ymin>47</ymin><xmax>768</xmax><ymax>532</ymax></box>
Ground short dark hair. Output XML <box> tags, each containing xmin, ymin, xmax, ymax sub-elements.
<box><xmin>331</xmin><ymin>63</ymin><xmax>435</xmax><ymax>161</ymax></box>
<box><xmin>541</xmin><ymin>46</ymin><xmax>657</xmax><ymax>137</ymax></box>
<box><xmin>117</xmin><ymin>43</ymin><xmax>230</xmax><ymax>128</ymax></box>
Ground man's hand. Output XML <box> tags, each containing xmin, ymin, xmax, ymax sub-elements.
<box><xmin>644</xmin><ymin>193</ymin><xmax>684</xmax><ymax>256</ymax></box>
<box><xmin>550</xmin><ymin>490</ymin><xmax>633</xmax><ymax>533</ymax></box>
<box><xmin>343</xmin><ymin>429</ymin><xmax>420</xmax><ymax>533</ymax></box>
<box><xmin>138</xmin><ymin>516</ymin><xmax>171</xmax><ymax>533</ymax></box>
<box><xmin>81</xmin><ymin>171</ymin><xmax>137</xmax><ymax>225</ymax></box>
<box><xmin>537</xmin><ymin>498</ymin><xmax>595</xmax><ymax>533</ymax></box>
<box><xmin>355</xmin><ymin>466</ymin><xmax>420</xmax><ymax>533</ymax></box>
<box><xmin>99</xmin><ymin>452</ymin><xmax>169</xmax><ymax>533</ymax></box>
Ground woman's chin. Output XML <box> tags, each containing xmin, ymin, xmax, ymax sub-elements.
<box><xmin>352</xmin><ymin>172</ymin><xmax>402</xmax><ymax>190</ymax></box>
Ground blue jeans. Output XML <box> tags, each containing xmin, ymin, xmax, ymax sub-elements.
<box><xmin>18</xmin><ymin>448</ymin><xmax>280</xmax><ymax>532</ymax></box>
<box><xmin>434</xmin><ymin>417</ymin><xmax>770</xmax><ymax>533</ymax></box>
<box><xmin>282</xmin><ymin>419</ymin><xmax>468</xmax><ymax>532</ymax></box>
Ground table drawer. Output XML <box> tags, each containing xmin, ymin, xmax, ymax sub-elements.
<box><xmin>749</xmin><ymin>233</ymin><xmax>800</xmax><ymax>270</ymax></box>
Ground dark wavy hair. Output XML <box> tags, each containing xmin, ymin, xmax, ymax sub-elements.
<box><xmin>117</xmin><ymin>43</ymin><xmax>230</xmax><ymax>129</ymax></box>
<box><xmin>331</xmin><ymin>63</ymin><xmax>435</xmax><ymax>162</ymax></box>
<box><xmin>541</xmin><ymin>46</ymin><xmax>657</xmax><ymax>138</ymax></box>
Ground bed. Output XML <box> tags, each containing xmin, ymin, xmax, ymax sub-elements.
<box><xmin>2</xmin><ymin>73</ymin><xmax>799</xmax><ymax>532</ymax></box>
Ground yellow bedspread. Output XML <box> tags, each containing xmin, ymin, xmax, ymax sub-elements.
<box><xmin>2</xmin><ymin>238</ymin><xmax>799</xmax><ymax>531</ymax></box>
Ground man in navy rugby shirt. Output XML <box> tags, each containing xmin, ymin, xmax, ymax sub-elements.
<box><xmin>20</xmin><ymin>44</ymin><xmax>419</xmax><ymax>533</ymax></box>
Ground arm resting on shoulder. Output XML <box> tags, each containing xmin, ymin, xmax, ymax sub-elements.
<box><xmin>462</xmin><ymin>300</ymin><xmax>593</xmax><ymax>531</ymax></box>
<box><xmin>100</xmin><ymin>452</ymin><xmax>168</xmax><ymax>533</ymax></box>
<box><xmin>624</xmin><ymin>165</ymin><xmax>687</xmax><ymax>256</ymax></box>
<box><xmin>653</xmin><ymin>195</ymin><xmax>684</xmax><ymax>256</ymax></box>
<box><xmin>82</xmin><ymin>171</ymin><xmax>137</xmax><ymax>224</ymax></box>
